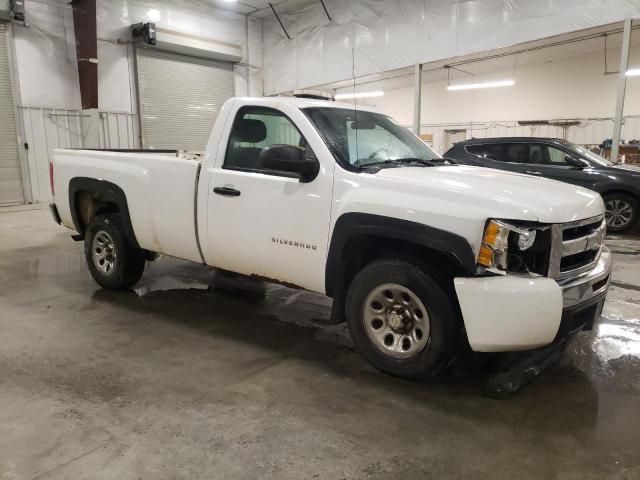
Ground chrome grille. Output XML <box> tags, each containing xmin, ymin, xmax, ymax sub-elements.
<box><xmin>548</xmin><ymin>215</ymin><xmax>605</xmax><ymax>281</ymax></box>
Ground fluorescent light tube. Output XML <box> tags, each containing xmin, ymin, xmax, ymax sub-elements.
<box><xmin>447</xmin><ymin>80</ymin><xmax>515</xmax><ymax>91</ymax></box>
<box><xmin>334</xmin><ymin>91</ymin><xmax>385</xmax><ymax>99</ymax></box>
<box><xmin>626</xmin><ymin>69</ymin><xmax>640</xmax><ymax>76</ymax></box>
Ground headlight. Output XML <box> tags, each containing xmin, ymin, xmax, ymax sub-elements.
<box><xmin>478</xmin><ymin>219</ymin><xmax>547</xmax><ymax>274</ymax></box>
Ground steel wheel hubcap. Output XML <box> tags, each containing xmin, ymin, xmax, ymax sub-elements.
<box><xmin>605</xmin><ymin>199</ymin><xmax>633</xmax><ymax>228</ymax></box>
<box><xmin>362</xmin><ymin>283</ymin><xmax>430</xmax><ymax>359</ymax></box>
<box><xmin>91</xmin><ymin>230</ymin><xmax>117</xmax><ymax>275</ymax></box>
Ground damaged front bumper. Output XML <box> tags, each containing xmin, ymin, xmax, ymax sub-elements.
<box><xmin>454</xmin><ymin>246</ymin><xmax>612</xmax><ymax>352</ymax></box>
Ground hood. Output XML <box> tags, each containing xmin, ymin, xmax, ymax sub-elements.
<box><xmin>375</xmin><ymin>165</ymin><xmax>604</xmax><ymax>223</ymax></box>
<box><xmin>601</xmin><ymin>163</ymin><xmax>640</xmax><ymax>176</ymax></box>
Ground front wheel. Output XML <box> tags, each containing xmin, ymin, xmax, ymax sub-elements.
<box><xmin>84</xmin><ymin>214</ymin><xmax>146</xmax><ymax>290</ymax></box>
<box><xmin>604</xmin><ymin>193</ymin><xmax>638</xmax><ymax>233</ymax></box>
<box><xmin>345</xmin><ymin>259</ymin><xmax>458</xmax><ymax>381</ymax></box>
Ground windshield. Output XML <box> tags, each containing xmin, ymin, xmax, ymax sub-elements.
<box><xmin>564</xmin><ymin>141</ymin><xmax>615</xmax><ymax>166</ymax></box>
<box><xmin>303</xmin><ymin>107</ymin><xmax>441</xmax><ymax>169</ymax></box>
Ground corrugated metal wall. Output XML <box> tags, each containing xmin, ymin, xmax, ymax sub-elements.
<box><xmin>0</xmin><ymin>22</ymin><xmax>24</xmax><ymax>206</ymax></box>
<box><xmin>19</xmin><ymin>107</ymin><xmax>139</xmax><ymax>203</ymax></box>
<box><xmin>422</xmin><ymin>116</ymin><xmax>640</xmax><ymax>154</ymax></box>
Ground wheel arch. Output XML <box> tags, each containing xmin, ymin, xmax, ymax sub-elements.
<box><xmin>69</xmin><ymin>177</ymin><xmax>139</xmax><ymax>248</ymax></box>
<box><xmin>325</xmin><ymin>212</ymin><xmax>476</xmax><ymax>299</ymax></box>
<box><xmin>599</xmin><ymin>188</ymin><xmax>640</xmax><ymax>201</ymax></box>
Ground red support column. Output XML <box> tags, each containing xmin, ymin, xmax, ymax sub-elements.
<box><xmin>71</xmin><ymin>0</ymin><xmax>98</xmax><ymax>109</ymax></box>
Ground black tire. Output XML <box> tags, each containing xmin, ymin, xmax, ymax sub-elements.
<box><xmin>603</xmin><ymin>193</ymin><xmax>639</xmax><ymax>233</ymax></box>
<box><xmin>84</xmin><ymin>214</ymin><xmax>146</xmax><ymax>290</ymax></box>
<box><xmin>345</xmin><ymin>259</ymin><xmax>458</xmax><ymax>381</ymax></box>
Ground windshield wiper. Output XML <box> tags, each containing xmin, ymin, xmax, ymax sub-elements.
<box><xmin>358</xmin><ymin>157</ymin><xmax>455</xmax><ymax>170</ymax></box>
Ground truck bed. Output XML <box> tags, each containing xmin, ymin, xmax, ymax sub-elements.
<box><xmin>52</xmin><ymin>149</ymin><xmax>203</xmax><ymax>263</ymax></box>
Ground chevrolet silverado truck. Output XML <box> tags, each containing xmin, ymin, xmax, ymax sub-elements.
<box><xmin>49</xmin><ymin>96</ymin><xmax>612</xmax><ymax>381</ymax></box>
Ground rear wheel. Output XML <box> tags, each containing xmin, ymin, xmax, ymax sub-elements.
<box><xmin>345</xmin><ymin>259</ymin><xmax>457</xmax><ymax>381</ymax></box>
<box><xmin>604</xmin><ymin>193</ymin><xmax>638</xmax><ymax>233</ymax></box>
<box><xmin>84</xmin><ymin>214</ymin><xmax>146</xmax><ymax>290</ymax></box>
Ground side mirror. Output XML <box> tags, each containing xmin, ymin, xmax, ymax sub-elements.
<box><xmin>565</xmin><ymin>156</ymin><xmax>587</xmax><ymax>169</ymax></box>
<box><xmin>260</xmin><ymin>144</ymin><xmax>320</xmax><ymax>183</ymax></box>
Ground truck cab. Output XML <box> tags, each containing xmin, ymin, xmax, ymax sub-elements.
<box><xmin>49</xmin><ymin>97</ymin><xmax>612</xmax><ymax>382</ymax></box>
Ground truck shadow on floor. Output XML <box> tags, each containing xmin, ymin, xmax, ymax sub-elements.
<box><xmin>89</xmin><ymin>271</ymin><xmax>601</xmax><ymax>433</ymax></box>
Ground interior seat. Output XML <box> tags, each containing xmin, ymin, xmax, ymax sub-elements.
<box><xmin>530</xmin><ymin>149</ymin><xmax>542</xmax><ymax>164</ymax></box>
<box><xmin>227</xmin><ymin>118</ymin><xmax>267</xmax><ymax>169</ymax></box>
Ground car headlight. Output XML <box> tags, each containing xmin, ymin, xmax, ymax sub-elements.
<box><xmin>478</xmin><ymin>219</ymin><xmax>547</xmax><ymax>274</ymax></box>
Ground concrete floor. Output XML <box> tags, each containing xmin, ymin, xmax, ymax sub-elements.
<box><xmin>1</xmin><ymin>206</ymin><xmax>640</xmax><ymax>480</ymax></box>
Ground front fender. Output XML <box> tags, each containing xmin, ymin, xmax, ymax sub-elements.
<box><xmin>325</xmin><ymin>212</ymin><xmax>476</xmax><ymax>296</ymax></box>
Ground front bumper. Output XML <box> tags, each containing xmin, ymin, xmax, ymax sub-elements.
<box><xmin>454</xmin><ymin>246</ymin><xmax>612</xmax><ymax>352</ymax></box>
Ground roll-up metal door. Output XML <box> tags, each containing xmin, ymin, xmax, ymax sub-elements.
<box><xmin>0</xmin><ymin>22</ymin><xmax>24</xmax><ymax>206</ymax></box>
<box><xmin>136</xmin><ymin>47</ymin><xmax>234</xmax><ymax>150</ymax></box>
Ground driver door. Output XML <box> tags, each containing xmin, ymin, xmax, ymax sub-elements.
<box><xmin>205</xmin><ymin>106</ymin><xmax>333</xmax><ymax>293</ymax></box>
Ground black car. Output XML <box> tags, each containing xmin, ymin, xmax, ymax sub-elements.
<box><xmin>445</xmin><ymin>137</ymin><xmax>640</xmax><ymax>232</ymax></box>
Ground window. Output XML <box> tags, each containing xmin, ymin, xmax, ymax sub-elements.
<box><xmin>569</xmin><ymin>143</ymin><xmax>613</xmax><ymax>166</ymax></box>
<box><xmin>465</xmin><ymin>145</ymin><xmax>488</xmax><ymax>157</ymax></box>
<box><xmin>224</xmin><ymin>107</ymin><xmax>307</xmax><ymax>171</ymax></box>
<box><xmin>346</xmin><ymin>121</ymin><xmax>411</xmax><ymax>162</ymax></box>
<box><xmin>528</xmin><ymin>144</ymin><xmax>570</xmax><ymax>165</ymax></box>
<box><xmin>547</xmin><ymin>145</ymin><xmax>569</xmax><ymax>164</ymax></box>
<box><xmin>502</xmin><ymin>143</ymin><xmax>530</xmax><ymax>163</ymax></box>
<box><xmin>466</xmin><ymin>144</ymin><xmax>498</xmax><ymax>159</ymax></box>
<box><xmin>303</xmin><ymin>107</ymin><xmax>440</xmax><ymax>169</ymax></box>
<box><xmin>466</xmin><ymin>144</ymin><xmax>513</xmax><ymax>162</ymax></box>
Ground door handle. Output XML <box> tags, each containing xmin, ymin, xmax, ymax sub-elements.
<box><xmin>526</xmin><ymin>170</ymin><xmax>542</xmax><ymax>175</ymax></box>
<box><xmin>213</xmin><ymin>186</ymin><xmax>241</xmax><ymax>197</ymax></box>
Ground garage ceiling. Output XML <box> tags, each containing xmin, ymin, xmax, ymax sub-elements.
<box><xmin>201</xmin><ymin>0</ymin><xmax>320</xmax><ymax>16</ymax></box>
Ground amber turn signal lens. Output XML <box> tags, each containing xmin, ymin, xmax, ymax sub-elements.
<box><xmin>483</xmin><ymin>221</ymin><xmax>499</xmax><ymax>244</ymax></box>
<box><xmin>477</xmin><ymin>244</ymin><xmax>493</xmax><ymax>267</ymax></box>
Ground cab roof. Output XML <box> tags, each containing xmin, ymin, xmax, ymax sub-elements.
<box><xmin>233</xmin><ymin>96</ymin><xmax>380</xmax><ymax>113</ymax></box>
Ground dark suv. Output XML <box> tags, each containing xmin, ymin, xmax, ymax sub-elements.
<box><xmin>445</xmin><ymin>137</ymin><xmax>640</xmax><ymax>232</ymax></box>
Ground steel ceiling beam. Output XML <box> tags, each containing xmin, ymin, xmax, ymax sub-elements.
<box><xmin>269</xmin><ymin>2</ymin><xmax>291</xmax><ymax>39</ymax></box>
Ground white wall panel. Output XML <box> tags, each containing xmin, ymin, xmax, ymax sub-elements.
<box><xmin>19</xmin><ymin>107</ymin><xmax>139</xmax><ymax>203</ymax></box>
<box><xmin>247</xmin><ymin>16</ymin><xmax>264</xmax><ymax>96</ymax></box>
<box><xmin>263</xmin><ymin>0</ymin><xmax>640</xmax><ymax>94</ymax></box>
<box><xmin>419</xmin><ymin>117</ymin><xmax>640</xmax><ymax>155</ymax></box>
<box><xmin>8</xmin><ymin>0</ymin><xmax>262</xmax><ymax>202</ymax></box>
<box><xmin>352</xmin><ymin>41</ymin><xmax>640</xmax><ymax>156</ymax></box>
<box><xmin>13</xmin><ymin>3</ymin><xmax>79</xmax><ymax>109</ymax></box>
<box><xmin>13</xmin><ymin>0</ymin><xmax>260</xmax><ymax>114</ymax></box>
<box><xmin>98</xmin><ymin>112</ymin><xmax>139</xmax><ymax>150</ymax></box>
<box><xmin>98</xmin><ymin>40</ymin><xmax>134</xmax><ymax>112</ymax></box>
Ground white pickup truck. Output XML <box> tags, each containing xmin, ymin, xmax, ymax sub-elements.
<box><xmin>49</xmin><ymin>96</ymin><xmax>611</xmax><ymax>381</ymax></box>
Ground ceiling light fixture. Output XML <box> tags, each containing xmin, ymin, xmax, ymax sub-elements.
<box><xmin>334</xmin><ymin>91</ymin><xmax>384</xmax><ymax>99</ymax></box>
<box><xmin>447</xmin><ymin>80</ymin><xmax>515</xmax><ymax>91</ymax></box>
<box><xmin>626</xmin><ymin>68</ymin><xmax>640</xmax><ymax>76</ymax></box>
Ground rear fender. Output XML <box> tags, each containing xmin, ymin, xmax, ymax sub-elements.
<box><xmin>68</xmin><ymin>177</ymin><xmax>139</xmax><ymax>248</ymax></box>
